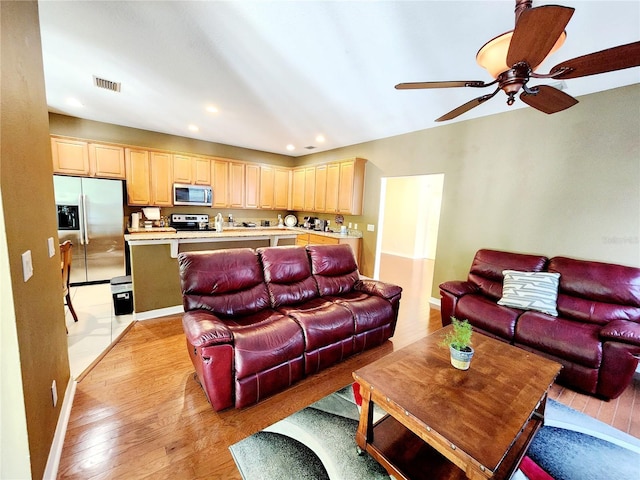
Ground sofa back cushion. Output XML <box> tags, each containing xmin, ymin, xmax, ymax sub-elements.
<box><xmin>178</xmin><ymin>249</ymin><xmax>271</xmax><ymax>316</ymax></box>
<box><xmin>257</xmin><ymin>246</ymin><xmax>318</xmax><ymax>308</ymax></box>
<box><xmin>549</xmin><ymin>256</ymin><xmax>640</xmax><ymax>325</ymax></box>
<box><xmin>468</xmin><ymin>249</ymin><xmax>548</xmax><ymax>301</ymax></box>
<box><xmin>307</xmin><ymin>244</ymin><xmax>359</xmax><ymax>296</ymax></box>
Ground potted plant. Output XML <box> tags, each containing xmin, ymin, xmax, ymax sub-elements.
<box><xmin>441</xmin><ymin>317</ymin><xmax>474</xmax><ymax>370</ymax></box>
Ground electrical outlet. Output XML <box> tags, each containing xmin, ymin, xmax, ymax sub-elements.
<box><xmin>348</xmin><ymin>223</ymin><xmax>352</xmax><ymax>229</ymax></box>
<box><xmin>354</xmin><ymin>224</ymin><xmax>358</xmax><ymax>230</ymax></box>
<box><xmin>51</xmin><ymin>380</ymin><xmax>58</xmax><ymax>407</ymax></box>
<box><xmin>367</xmin><ymin>224</ymin><xmax>375</xmax><ymax>232</ymax></box>
<box><xmin>22</xmin><ymin>250</ymin><xmax>33</xmax><ymax>282</ymax></box>
<box><xmin>48</xmin><ymin>237</ymin><xmax>56</xmax><ymax>258</ymax></box>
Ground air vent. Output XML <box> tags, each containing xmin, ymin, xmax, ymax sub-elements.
<box><xmin>304</xmin><ymin>146</ymin><xmax>316</xmax><ymax>150</ymax></box>
<box><xmin>93</xmin><ymin>76</ymin><xmax>121</xmax><ymax>92</ymax></box>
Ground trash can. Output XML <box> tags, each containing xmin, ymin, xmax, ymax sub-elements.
<box><xmin>110</xmin><ymin>275</ymin><xmax>133</xmax><ymax>315</ymax></box>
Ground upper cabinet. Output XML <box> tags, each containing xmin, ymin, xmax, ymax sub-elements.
<box><xmin>245</xmin><ymin>164</ymin><xmax>260</xmax><ymax>209</ymax></box>
<box><xmin>273</xmin><ymin>167</ymin><xmax>291</xmax><ymax>210</ymax></box>
<box><xmin>125</xmin><ymin>149</ymin><xmax>173</xmax><ymax>206</ymax></box>
<box><xmin>211</xmin><ymin>159</ymin><xmax>230</xmax><ymax>208</ymax></box>
<box><xmin>51</xmin><ymin>136</ymin><xmax>125</xmax><ymax>179</ymax></box>
<box><xmin>174</xmin><ymin>154</ymin><xmax>211</xmax><ymax>185</ymax></box>
<box><xmin>259</xmin><ymin>165</ymin><xmax>275</xmax><ymax>209</ymax></box>
<box><xmin>291</xmin><ymin>168</ymin><xmax>306</xmax><ymax>211</ymax></box>
<box><xmin>229</xmin><ymin>162</ymin><xmax>245</xmax><ymax>208</ymax></box>
<box><xmin>336</xmin><ymin>158</ymin><xmax>366</xmax><ymax>215</ymax></box>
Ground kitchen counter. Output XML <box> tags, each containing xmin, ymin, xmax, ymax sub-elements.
<box><xmin>125</xmin><ymin>226</ymin><xmax>362</xmax><ymax>258</ymax></box>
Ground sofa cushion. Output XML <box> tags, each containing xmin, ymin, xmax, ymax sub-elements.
<box><xmin>258</xmin><ymin>246</ymin><xmax>318</xmax><ymax>308</ymax></box>
<box><xmin>515</xmin><ymin>312</ymin><xmax>602</xmax><ymax>368</ymax></box>
<box><xmin>549</xmin><ymin>256</ymin><xmax>640</xmax><ymax>325</ymax></box>
<box><xmin>307</xmin><ymin>244</ymin><xmax>359</xmax><ymax>296</ymax></box>
<box><xmin>330</xmin><ymin>292</ymin><xmax>393</xmax><ymax>333</ymax></box>
<box><xmin>497</xmin><ymin>270</ymin><xmax>560</xmax><ymax>316</ymax></box>
<box><xmin>468</xmin><ymin>249</ymin><xmax>548</xmax><ymax>301</ymax></box>
<box><xmin>179</xmin><ymin>249</ymin><xmax>271</xmax><ymax>316</ymax></box>
<box><xmin>231</xmin><ymin>313</ymin><xmax>305</xmax><ymax>378</ymax></box>
<box><xmin>457</xmin><ymin>294</ymin><xmax>521</xmax><ymax>340</ymax></box>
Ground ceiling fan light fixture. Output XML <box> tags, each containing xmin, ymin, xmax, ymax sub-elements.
<box><xmin>476</xmin><ymin>30</ymin><xmax>567</xmax><ymax>78</ymax></box>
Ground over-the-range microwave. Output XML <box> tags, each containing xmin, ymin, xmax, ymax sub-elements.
<box><xmin>173</xmin><ymin>183</ymin><xmax>213</xmax><ymax>206</ymax></box>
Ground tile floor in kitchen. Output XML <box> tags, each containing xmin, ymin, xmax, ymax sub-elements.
<box><xmin>65</xmin><ymin>283</ymin><xmax>134</xmax><ymax>379</ymax></box>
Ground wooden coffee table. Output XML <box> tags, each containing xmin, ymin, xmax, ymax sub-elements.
<box><xmin>353</xmin><ymin>326</ymin><xmax>561</xmax><ymax>480</ymax></box>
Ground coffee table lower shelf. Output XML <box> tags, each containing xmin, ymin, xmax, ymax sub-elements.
<box><xmin>361</xmin><ymin>413</ymin><xmax>541</xmax><ymax>480</ymax></box>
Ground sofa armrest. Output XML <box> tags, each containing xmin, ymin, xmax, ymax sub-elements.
<box><xmin>182</xmin><ymin>310</ymin><xmax>233</xmax><ymax>348</ymax></box>
<box><xmin>355</xmin><ymin>279</ymin><xmax>402</xmax><ymax>301</ymax></box>
<box><xmin>439</xmin><ymin>280</ymin><xmax>478</xmax><ymax>297</ymax></box>
<box><xmin>600</xmin><ymin>319</ymin><xmax>640</xmax><ymax>347</ymax></box>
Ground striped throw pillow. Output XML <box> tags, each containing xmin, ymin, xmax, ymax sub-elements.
<box><xmin>497</xmin><ymin>270</ymin><xmax>560</xmax><ymax>316</ymax></box>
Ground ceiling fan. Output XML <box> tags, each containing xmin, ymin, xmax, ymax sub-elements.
<box><xmin>396</xmin><ymin>0</ymin><xmax>640</xmax><ymax>122</ymax></box>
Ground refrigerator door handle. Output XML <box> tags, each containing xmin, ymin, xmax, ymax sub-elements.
<box><xmin>78</xmin><ymin>194</ymin><xmax>85</xmax><ymax>245</ymax></box>
<box><xmin>81</xmin><ymin>194</ymin><xmax>90</xmax><ymax>244</ymax></box>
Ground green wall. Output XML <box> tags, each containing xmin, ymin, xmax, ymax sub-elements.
<box><xmin>1</xmin><ymin>2</ymin><xmax>71</xmax><ymax>478</ymax></box>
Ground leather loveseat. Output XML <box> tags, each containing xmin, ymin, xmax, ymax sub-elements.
<box><xmin>179</xmin><ymin>244</ymin><xmax>402</xmax><ymax>410</ymax></box>
<box><xmin>440</xmin><ymin>249</ymin><xmax>640</xmax><ymax>400</ymax></box>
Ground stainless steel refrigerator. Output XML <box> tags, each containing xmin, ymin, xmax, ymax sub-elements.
<box><xmin>54</xmin><ymin>175</ymin><xmax>125</xmax><ymax>285</ymax></box>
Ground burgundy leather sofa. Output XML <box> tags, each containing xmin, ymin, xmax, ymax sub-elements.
<box><xmin>440</xmin><ymin>249</ymin><xmax>640</xmax><ymax>400</ymax></box>
<box><xmin>179</xmin><ymin>244</ymin><xmax>402</xmax><ymax>410</ymax></box>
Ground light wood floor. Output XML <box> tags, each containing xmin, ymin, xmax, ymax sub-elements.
<box><xmin>57</xmin><ymin>257</ymin><xmax>640</xmax><ymax>479</ymax></box>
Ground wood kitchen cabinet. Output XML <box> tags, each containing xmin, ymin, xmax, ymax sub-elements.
<box><xmin>52</xmin><ymin>136</ymin><xmax>126</xmax><ymax>179</ymax></box>
<box><xmin>259</xmin><ymin>165</ymin><xmax>275</xmax><ymax>209</ymax></box>
<box><xmin>273</xmin><ymin>167</ymin><xmax>290</xmax><ymax>210</ymax></box>
<box><xmin>291</xmin><ymin>168</ymin><xmax>306</xmax><ymax>211</ymax></box>
<box><xmin>296</xmin><ymin>232</ymin><xmax>361</xmax><ymax>265</ymax></box>
<box><xmin>150</xmin><ymin>152</ymin><xmax>173</xmax><ymax>206</ymax></box>
<box><xmin>229</xmin><ymin>162</ymin><xmax>245</xmax><ymax>208</ymax></box>
<box><xmin>304</xmin><ymin>166</ymin><xmax>316</xmax><ymax>211</ymax></box>
<box><xmin>314</xmin><ymin>165</ymin><xmax>328</xmax><ymax>212</ymax></box>
<box><xmin>51</xmin><ymin>137</ymin><xmax>90</xmax><ymax>175</ymax></box>
<box><xmin>89</xmin><ymin>143</ymin><xmax>126</xmax><ymax>179</ymax></box>
<box><xmin>211</xmin><ymin>159</ymin><xmax>230</xmax><ymax>207</ymax></box>
<box><xmin>174</xmin><ymin>154</ymin><xmax>211</xmax><ymax>185</ymax></box>
<box><xmin>125</xmin><ymin>148</ymin><xmax>151</xmax><ymax>205</ymax></box>
<box><xmin>245</xmin><ymin>164</ymin><xmax>260</xmax><ymax>209</ymax></box>
<box><xmin>337</xmin><ymin>158</ymin><xmax>366</xmax><ymax>215</ymax></box>
<box><xmin>324</xmin><ymin>162</ymin><xmax>341</xmax><ymax>213</ymax></box>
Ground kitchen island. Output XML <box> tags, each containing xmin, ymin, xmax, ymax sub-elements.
<box><xmin>125</xmin><ymin>227</ymin><xmax>362</xmax><ymax>316</ymax></box>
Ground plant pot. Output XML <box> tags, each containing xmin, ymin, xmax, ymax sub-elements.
<box><xmin>449</xmin><ymin>345</ymin><xmax>474</xmax><ymax>370</ymax></box>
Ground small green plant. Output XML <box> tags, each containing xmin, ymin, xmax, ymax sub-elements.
<box><xmin>440</xmin><ymin>317</ymin><xmax>473</xmax><ymax>352</ymax></box>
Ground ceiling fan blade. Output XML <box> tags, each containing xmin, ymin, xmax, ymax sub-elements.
<box><xmin>507</xmin><ymin>5</ymin><xmax>574</xmax><ymax>68</ymax></box>
<box><xmin>520</xmin><ymin>85</ymin><xmax>578</xmax><ymax>114</ymax></box>
<box><xmin>549</xmin><ymin>41</ymin><xmax>640</xmax><ymax>79</ymax></box>
<box><xmin>435</xmin><ymin>88</ymin><xmax>500</xmax><ymax>122</ymax></box>
<box><xmin>395</xmin><ymin>80</ymin><xmax>489</xmax><ymax>90</ymax></box>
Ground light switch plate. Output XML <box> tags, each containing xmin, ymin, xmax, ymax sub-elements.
<box><xmin>367</xmin><ymin>224</ymin><xmax>375</xmax><ymax>232</ymax></box>
<box><xmin>22</xmin><ymin>250</ymin><xmax>33</xmax><ymax>282</ymax></box>
<box><xmin>48</xmin><ymin>237</ymin><xmax>56</xmax><ymax>258</ymax></box>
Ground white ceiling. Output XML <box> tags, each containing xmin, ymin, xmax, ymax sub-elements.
<box><xmin>38</xmin><ymin>1</ymin><xmax>640</xmax><ymax>157</ymax></box>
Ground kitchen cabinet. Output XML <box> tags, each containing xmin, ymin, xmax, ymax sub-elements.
<box><xmin>150</xmin><ymin>152</ymin><xmax>173</xmax><ymax>206</ymax></box>
<box><xmin>273</xmin><ymin>167</ymin><xmax>290</xmax><ymax>210</ymax></box>
<box><xmin>51</xmin><ymin>137</ymin><xmax>90</xmax><ymax>175</ymax></box>
<box><xmin>174</xmin><ymin>154</ymin><xmax>211</xmax><ymax>185</ymax></box>
<box><xmin>259</xmin><ymin>165</ymin><xmax>275</xmax><ymax>209</ymax></box>
<box><xmin>324</xmin><ymin>163</ymin><xmax>341</xmax><ymax>213</ymax></box>
<box><xmin>296</xmin><ymin>232</ymin><xmax>361</xmax><ymax>265</ymax></box>
<box><xmin>211</xmin><ymin>159</ymin><xmax>229</xmax><ymax>207</ymax></box>
<box><xmin>314</xmin><ymin>165</ymin><xmax>327</xmax><ymax>212</ymax></box>
<box><xmin>245</xmin><ymin>164</ymin><xmax>260</xmax><ymax>209</ymax></box>
<box><xmin>337</xmin><ymin>158</ymin><xmax>366</xmax><ymax>215</ymax></box>
<box><xmin>89</xmin><ymin>143</ymin><xmax>126</xmax><ymax>179</ymax></box>
<box><xmin>304</xmin><ymin>166</ymin><xmax>316</xmax><ymax>211</ymax></box>
<box><xmin>52</xmin><ymin>136</ymin><xmax>126</xmax><ymax>179</ymax></box>
<box><xmin>125</xmin><ymin>148</ymin><xmax>151</xmax><ymax>205</ymax></box>
<box><xmin>229</xmin><ymin>162</ymin><xmax>245</xmax><ymax>208</ymax></box>
<box><xmin>291</xmin><ymin>168</ymin><xmax>306</xmax><ymax>210</ymax></box>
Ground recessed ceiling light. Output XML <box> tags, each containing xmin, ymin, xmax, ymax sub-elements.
<box><xmin>66</xmin><ymin>98</ymin><xmax>83</xmax><ymax>108</ymax></box>
<box><xmin>188</xmin><ymin>124</ymin><xmax>199</xmax><ymax>132</ymax></box>
<box><xmin>315</xmin><ymin>135</ymin><xmax>325</xmax><ymax>143</ymax></box>
<box><xmin>206</xmin><ymin>105</ymin><xmax>218</xmax><ymax>113</ymax></box>
<box><xmin>286</xmin><ymin>144</ymin><xmax>295</xmax><ymax>151</ymax></box>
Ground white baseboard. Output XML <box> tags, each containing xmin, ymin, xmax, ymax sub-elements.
<box><xmin>134</xmin><ymin>304</ymin><xmax>184</xmax><ymax>321</ymax></box>
<box><xmin>43</xmin><ymin>377</ymin><xmax>76</xmax><ymax>480</ymax></box>
<box><xmin>429</xmin><ymin>297</ymin><xmax>441</xmax><ymax>309</ymax></box>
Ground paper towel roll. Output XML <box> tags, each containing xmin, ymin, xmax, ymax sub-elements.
<box><xmin>131</xmin><ymin>213</ymin><xmax>140</xmax><ymax>229</ymax></box>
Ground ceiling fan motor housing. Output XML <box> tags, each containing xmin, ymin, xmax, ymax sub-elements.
<box><xmin>498</xmin><ymin>63</ymin><xmax>531</xmax><ymax>104</ymax></box>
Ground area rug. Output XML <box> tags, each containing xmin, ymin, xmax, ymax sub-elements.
<box><xmin>230</xmin><ymin>385</ymin><xmax>640</xmax><ymax>480</ymax></box>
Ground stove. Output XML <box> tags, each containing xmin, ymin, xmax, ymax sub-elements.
<box><xmin>169</xmin><ymin>213</ymin><xmax>212</xmax><ymax>231</ymax></box>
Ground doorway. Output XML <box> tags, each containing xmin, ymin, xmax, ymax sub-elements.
<box><xmin>374</xmin><ymin>174</ymin><xmax>444</xmax><ymax>326</ymax></box>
